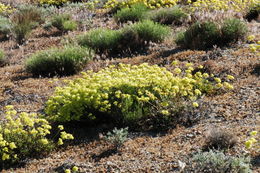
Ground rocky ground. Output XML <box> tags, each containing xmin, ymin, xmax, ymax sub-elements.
<box><xmin>0</xmin><ymin>1</ymin><xmax>259</xmax><ymax>172</ymax></box>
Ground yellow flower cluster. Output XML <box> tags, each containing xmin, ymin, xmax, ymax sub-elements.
<box><xmin>247</xmin><ymin>35</ymin><xmax>260</xmax><ymax>56</ymax></box>
<box><xmin>245</xmin><ymin>131</ymin><xmax>259</xmax><ymax>153</ymax></box>
<box><xmin>189</xmin><ymin>0</ymin><xmax>259</xmax><ymax>12</ymax></box>
<box><xmin>0</xmin><ymin>3</ymin><xmax>13</xmax><ymax>14</ymax></box>
<box><xmin>46</xmin><ymin>63</ymin><xmax>232</xmax><ymax>123</ymax></box>
<box><xmin>38</xmin><ymin>0</ymin><xmax>70</xmax><ymax>5</ymax></box>
<box><xmin>0</xmin><ymin>106</ymin><xmax>73</xmax><ymax>162</ymax></box>
<box><xmin>104</xmin><ymin>0</ymin><xmax>180</xmax><ymax>9</ymax></box>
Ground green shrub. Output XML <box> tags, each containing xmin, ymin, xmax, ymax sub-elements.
<box><xmin>78</xmin><ymin>20</ymin><xmax>170</xmax><ymax>54</ymax></box>
<box><xmin>114</xmin><ymin>3</ymin><xmax>149</xmax><ymax>23</ymax></box>
<box><xmin>0</xmin><ymin>49</ymin><xmax>5</xmax><ymax>66</ymax></box>
<box><xmin>149</xmin><ymin>6</ymin><xmax>187</xmax><ymax>25</ymax></box>
<box><xmin>25</xmin><ymin>46</ymin><xmax>93</xmax><ymax>77</ymax></box>
<box><xmin>78</xmin><ymin>28</ymin><xmax>122</xmax><ymax>54</ymax></box>
<box><xmin>128</xmin><ymin>20</ymin><xmax>170</xmax><ymax>44</ymax></box>
<box><xmin>192</xmin><ymin>150</ymin><xmax>252</xmax><ymax>173</ymax></box>
<box><xmin>0</xmin><ymin>105</ymin><xmax>73</xmax><ymax>167</ymax></box>
<box><xmin>0</xmin><ymin>16</ymin><xmax>12</xmax><ymax>40</ymax></box>
<box><xmin>176</xmin><ymin>21</ymin><xmax>220</xmax><ymax>50</ymax></box>
<box><xmin>176</xmin><ymin>19</ymin><xmax>248</xmax><ymax>50</ymax></box>
<box><xmin>49</xmin><ymin>13</ymin><xmax>77</xmax><ymax>32</ymax></box>
<box><xmin>62</xmin><ymin>20</ymin><xmax>77</xmax><ymax>31</ymax></box>
<box><xmin>221</xmin><ymin>18</ymin><xmax>247</xmax><ymax>45</ymax></box>
<box><xmin>11</xmin><ymin>5</ymin><xmax>43</xmax><ymax>44</ymax></box>
<box><xmin>45</xmin><ymin>63</ymin><xmax>230</xmax><ymax>126</ymax></box>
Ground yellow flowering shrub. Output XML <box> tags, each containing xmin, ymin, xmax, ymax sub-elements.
<box><xmin>0</xmin><ymin>3</ymin><xmax>13</xmax><ymax>14</ymax></box>
<box><xmin>188</xmin><ymin>0</ymin><xmax>259</xmax><ymax>13</ymax></box>
<box><xmin>248</xmin><ymin>37</ymin><xmax>260</xmax><ymax>56</ymax></box>
<box><xmin>104</xmin><ymin>0</ymin><xmax>180</xmax><ymax>10</ymax></box>
<box><xmin>38</xmin><ymin>0</ymin><xmax>70</xmax><ymax>5</ymax></box>
<box><xmin>45</xmin><ymin>63</ymin><xmax>233</xmax><ymax>126</ymax></box>
<box><xmin>245</xmin><ymin>131</ymin><xmax>259</xmax><ymax>154</ymax></box>
<box><xmin>0</xmin><ymin>106</ymin><xmax>73</xmax><ymax>164</ymax></box>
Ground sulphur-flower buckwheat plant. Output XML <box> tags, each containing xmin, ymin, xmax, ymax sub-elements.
<box><xmin>0</xmin><ymin>106</ymin><xmax>73</xmax><ymax>164</ymax></box>
<box><xmin>45</xmin><ymin>63</ymin><xmax>233</xmax><ymax>129</ymax></box>
<box><xmin>245</xmin><ymin>130</ymin><xmax>259</xmax><ymax>155</ymax></box>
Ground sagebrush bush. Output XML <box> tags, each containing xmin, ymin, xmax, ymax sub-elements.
<box><xmin>45</xmin><ymin>63</ymin><xmax>232</xmax><ymax>126</ymax></box>
<box><xmin>128</xmin><ymin>20</ymin><xmax>170</xmax><ymax>44</ymax></box>
<box><xmin>176</xmin><ymin>21</ymin><xmax>220</xmax><ymax>50</ymax></box>
<box><xmin>221</xmin><ymin>18</ymin><xmax>247</xmax><ymax>45</ymax></box>
<box><xmin>11</xmin><ymin>5</ymin><xmax>44</xmax><ymax>44</ymax></box>
<box><xmin>25</xmin><ymin>46</ymin><xmax>93</xmax><ymax>77</ymax></box>
<box><xmin>49</xmin><ymin>13</ymin><xmax>77</xmax><ymax>32</ymax></box>
<box><xmin>114</xmin><ymin>3</ymin><xmax>149</xmax><ymax>23</ymax></box>
<box><xmin>0</xmin><ymin>16</ymin><xmax>12</xmax><ymax>40</ymax></box>
<box><xmin>78</xmin><ymin>20</ymin><xmax>169</xmax><ymax>54</ymax></box>
<box><xmin>149</xmin><ymin>6</ymin><xmax>187</xmax><ymax>25</ymax></box>
<box><xmin>78</xmin><ymin>28</ymin><xmax>121</xmax><ymax>54</ymax></box>
<box><xmin>0</xmin><ymin>106</ymin><xmax>73</xmax><ymax>166</ymax></box>
<box><xmin>192</xmin><ymin>150</ymin><xmax>252</xmax><ymax>173</ymax></box>
<box><xmin>176</xmin><ymin>19</ymin><xmax>248</xmax><ymax>50</ymax></box>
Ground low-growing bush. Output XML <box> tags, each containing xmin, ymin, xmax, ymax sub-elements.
<box><xmin>114</xmin><ymin>3</ymin><xmax>149</xmax><ymax>23</ymax></box>
<box><xmin>149</xmin><ymin>6</ymin><xmax>187</xmax><ymax>25</ymax></box>
<box><xmin>45</xmin><ymin>63</ymin><xmax>232</xmax><ymax>128</ymax></box>
<box><xmin>49</xmin><ymin>13</ymin><xmax>77</xmax><ymax>32</ymax></box>
<box><xmin>11</xmin><ymin>5</ymin><xmax>44</xmax><ymax>44</ymax></box>
<box><xmin>221</xmin><ymin>18</ymin><xmax>247</xmax><ymax>45</ymax></box>
<box><xmin>78</xmin><ymin>20</ymin><xmax>170</xmax><ymax>54</ymax></box>
<box><xmin>245</xmin><ymin>130</ymin><xmax>259</xmax><ymax>155</ymax></box>
<box><xmin>0</xmin><ymin>16</ymin><xmax>12</xmax><ymax>40</ymax></box>
<box><xmin>192</xmin><ymin>150</ymin><xmax>252</xmax><ymax>173</ymax></box>
<box><xmin>103</xmin><ymin>127</ymin><xmax>128</xmax><ymax>149</ymax></box>
<box><xmin>25</xmin><ymin>46</ymin><xmax>93</xmax><ymax>77</ymax></box>
<box><xmin>176</xmin><ymin>21</ymin><xmax>220</xmax><ymax>50</ymax></box>
<box><xmin>128</xmin><ymin>20</ymin><xmax>170</xmax><ymax>44</ymax></box>
<box><xmin>78</xmin><ymin>28</ymin><xmax>121</xmax><ymax>54</ymax></box>
<box><xmin>176</xmin><ymin>19</ymin><xmax>248</xmax><ymax>50</ymax></box>
<box><xmin>0</xmin><ymin>105</ymin><xmax>73</xmax><ymax>167</ymax></box>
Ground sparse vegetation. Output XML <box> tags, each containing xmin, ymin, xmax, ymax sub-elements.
<box><xmin>192</xmin><ymin>150</ymin><xmax>252</xmax><ymax>173</ymax></box>
<box><xmin>0</xmin><ymin>16</ymin><xmax>12</xmax><ymax>40</ymax></box>
<box><xmin>103</xmin><ymin>127</ymin><xmax>128</xmax><ymax>149</ymax></box>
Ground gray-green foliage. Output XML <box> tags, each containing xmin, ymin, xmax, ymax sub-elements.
<box><xmin>114</xmin><ymin>3</ymin><xmax>149</xmax><ymax>23</ymax></box>
<box><xmin>104</xmin><ymin>127</ymin><xmax>128</xmax><ymax>148</ymax></box>
<box><xmin>77</xmin><ymin>20</ymin><xmax>170</xmax><ymax>54</ymax></box>
<box><xmin>25</xmin><ymin>46</ymin><xmax>93</xmax><ymax>77</ymax></box>
<box><xmin>78</xmin><ymin>28</ymin><xmax>121</xmax><ymax>54</ymax></box>
<box><xmin>49</xmin><ymin>13</ymin><xmax>77</xmax><ymax>32</ymax></box>
<box><xmin>149</xmin><ymin>6</ymin><xmax>187</xmax><ymax>25</ymax></box>
<box><xmin>192</xmin><ymin>150</ymin><xmax>252</xmax><ymax>173</ymax></box>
